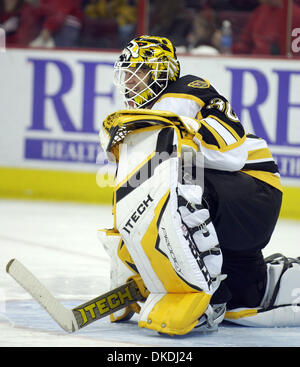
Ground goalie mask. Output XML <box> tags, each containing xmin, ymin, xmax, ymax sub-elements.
<box><xmin>113</xmin><ymin>35</ymin><xmax>180</xmax><ymax>109</ymax></box>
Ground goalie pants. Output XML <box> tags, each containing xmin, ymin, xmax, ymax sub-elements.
<box><xmin>202</xmin><ymin>169</ymin><xmax>282</xmax><ymax>309</ymax></box>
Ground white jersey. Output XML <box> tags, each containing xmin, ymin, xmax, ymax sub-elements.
<box><xmin>152</xmin><ymin>75</ymin><xmax>281</xmax><ymax>192</ymax></box>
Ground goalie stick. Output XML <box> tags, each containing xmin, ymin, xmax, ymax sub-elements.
<box><xmin>6</xmin><ymin>259</ymin><xmax>145</xmax><ymax>333</ymax></box>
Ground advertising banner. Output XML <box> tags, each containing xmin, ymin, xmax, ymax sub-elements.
<box><xmin>0</xmin><ymin>48</ymin><xmax>299</xmax><ymax>215</ymax></box>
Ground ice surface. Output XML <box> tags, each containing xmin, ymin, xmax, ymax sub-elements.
<box><xmin>1</xmin><ymin>199</ymin><xmax>300</xmax><ymax>347</ymax></box>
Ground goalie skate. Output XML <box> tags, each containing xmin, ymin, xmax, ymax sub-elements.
<box><xmin>225</xmin><ymin>253</ymin><xmax>300</xmax><ymax>327</ymax></box>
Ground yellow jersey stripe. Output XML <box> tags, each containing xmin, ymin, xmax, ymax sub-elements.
<box><xmin>241</xmin><ymin>170</ymin><xmax>283</xmax><ymax>192</ymax></box>
<box><xmin>199</xmin><ymin>119</ymin><xmax>228</xmax><ymax>150</ymax></box>
<box><xmin>247</xmin><ymin>148</ymin><xmax>273</xmax><ymax>161</ymax></box>
<box><xmin>207</xmin><ymin>114</ymin><xmax>245</xmax><ymax>142</ymax></box>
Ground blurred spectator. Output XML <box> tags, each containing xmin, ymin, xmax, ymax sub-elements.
<box><xmin>232</xmin><ymin>0</ymin><xmax>300</xmax><ymax>55</ymax></box>
<box><xmin>149</xmin><ymin>0</ymin><xmax>192</xmax><ymax>47</ymax></box>
<box><xmin>0</xmin><ymin>0</ymin><xmax>39</xmax><ymax>46</ymax></box>
<box><xmin>185</xmin><ymin>12</ymin><xmax>220</xmax><ymax>54</ymax></box>
<box><xmin>115</xmin><ymin>0</ymin><xmax>136</xmax><ymax>47</ymax></box>
<box><xmin>30</xmin><ymin>0</ymin><xmax>83</xmax><ymax>48</ymax></box>
<box><xmin>82</xmin><ymin>0</ymin><xmax>137</xmax><ymax>48</ymax></box>
<box><xmin>185</xmin><ymin>0</ymin><xmax>208</xmax><ymax>10</ymax></box>
<box><xmin>207</xmin><ymin>0</ymin><xmax>259</xmax><ymax>11</ymax></box>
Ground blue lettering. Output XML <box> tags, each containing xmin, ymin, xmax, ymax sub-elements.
<box><xmin>79</xmin><ymin>61</ymin><xmax>114</xmax><ymax>133</ymax></box>
<box><xmin>28</xmin><ymin>58</ymin><xmax>76</xmax><ymax>132</ymax></box>
<box><xmin>25</xmin><ymin>138</ymin><xmax>101</xmax><ymax>163</ymax></box>
<box><xmin>273</xmin><ymin>69</ymin><xmax>300</xmax><ymax>146</ymax></box>
<box><xmin>227</xmin><ymin>67</ymin><xmax>270</xmax><ymax>142</ymax></box>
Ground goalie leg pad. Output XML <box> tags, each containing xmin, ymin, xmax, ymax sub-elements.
<box><xmin>138</xmin><ymin>292</ymin><xmax>211</xmax><ymax>335</ymax></box>
<box><xmin>225</xmin><ymin>254</ymin><xmax>300</xmax><ymax>327</ymax></box>
<box><xmin>114</xmin><ymin>125</ymin><xmax>224</xmax><ymax>334</ymax></box>
<box><xmin>97</xmin><ymin>229</ymin><xmax>142</xmax><ymax>322</ymax></box>
<box><xmin>116</xmin><ymin>127</ymin><xmax>223</xmax><ymax>296</ymax></box>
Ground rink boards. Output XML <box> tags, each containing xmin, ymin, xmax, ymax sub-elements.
<box><xmin>0</xmin><ymin>48</ymin><xmax>300</xmax><ymax>218</ymax></box>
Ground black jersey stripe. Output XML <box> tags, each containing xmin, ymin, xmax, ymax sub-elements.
<box><xmin>203</xmin><ymin>116</ymin><xmax>241</xmax><ymax>147</ymax></box>
<box><xmin>207</xmin><ymin>116</ymin><xmax>239</xmax><ymax>142</ymax></box>
<box><xmin>242</xmin><ymin>161</ymin><xmax>280</xmax><ymax>173</ymax></box>
<box><xmin>204</xmin><ymin>111</ymin><xmax>245</xmax><ymax>139</ymax></box>
<box><xmin>162</xmin><ymin>75</ymin><xmax>246</xmax><ymax>140</ymax></box>
<box><xmin>246</xmin><ymin>133</ymin><xmax>261</xmax><ymax>139</ymax></box>
<box><xmin>197</xmin><ymin>124</ymin><xmax>221</xmax><ymax>149</ymax></box>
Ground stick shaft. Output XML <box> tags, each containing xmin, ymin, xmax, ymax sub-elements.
<box><xmin>6</xmin><ymin>259</ymin><xmax>143</xmax><ymax>332</ymax></box>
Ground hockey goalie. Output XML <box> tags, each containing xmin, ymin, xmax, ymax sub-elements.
<box><xmin>98</xmin><ymin>109</ymin><xmax>225</xmax><ymax>335</ymax></box>
<box><xmin>98</xmin><ymin>109</ymin><xmax>300</xmax><ymax>335</ymax></box>
<box><xmin>97</xmin><ymin>35</ymin><xmax>300</xmax><ymax>336</ymax></box>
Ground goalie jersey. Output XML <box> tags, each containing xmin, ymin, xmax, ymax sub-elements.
<box><xmin>152</xmin><ymin>75</ymin><xmax>282</xmax><ymax>192</ymax></box>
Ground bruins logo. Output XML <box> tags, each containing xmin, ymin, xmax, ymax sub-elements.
<box><xmin>187</xmin><ymin>79</ymin><xmax>210</xmax><ymax>89</ymax></box>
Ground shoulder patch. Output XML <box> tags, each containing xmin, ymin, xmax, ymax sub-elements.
<box><xmin>187</xmin><ymin>79</ymin><xmax>210</xmax><ymax>89</ymax></box>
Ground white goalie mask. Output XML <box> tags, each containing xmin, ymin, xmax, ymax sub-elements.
<box><xmin>113</xmin><ymin>35</ymin><xmax>180</xmax><ymax>109</ymax></box>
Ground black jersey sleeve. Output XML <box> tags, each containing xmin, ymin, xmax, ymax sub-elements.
<box><xmin>170</xmin><ymin>75</ymin><xmax>244</xmax><ymax>135</ymax></box>
<box><xmin>160</xmin><ymin>75</ymin><xmax>246</xmax><ymax>151</ymax></box>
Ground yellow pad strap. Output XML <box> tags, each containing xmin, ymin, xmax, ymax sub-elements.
<box><xmin>127</xmin><ymin>275</ymin><xmax>150</xmax><ymax>299</ymax></box>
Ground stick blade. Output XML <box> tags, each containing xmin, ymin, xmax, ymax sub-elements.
<box><xmin>6</xmin><ymin>259</ymin><xmax>77</xmax><ymax>333</ymax></box>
